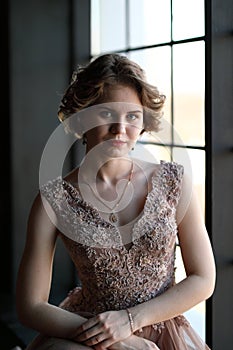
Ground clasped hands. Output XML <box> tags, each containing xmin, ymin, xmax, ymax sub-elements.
<box><xmin>72</xmin><ymin>309</ymin><xmax>158</xmax><ymax>350</ymax></box>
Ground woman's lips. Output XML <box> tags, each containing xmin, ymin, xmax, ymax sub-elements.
<box><xmin>108</xmin><ymin>139</ymin><xmax>127</xmax><ymax>147</ymax></box>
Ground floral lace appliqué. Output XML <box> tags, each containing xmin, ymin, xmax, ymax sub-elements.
<box><xmin>40</xmin><ymin>161</ymin><xmax>184</xmax><ymax>317</ymax></box>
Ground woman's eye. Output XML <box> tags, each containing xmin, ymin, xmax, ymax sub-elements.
<box><xmin>99</xmin><ymin>111</ymin><xmax>113</xmax><ymax>118</ymax></box>
<box><xmin>127</xmin><ymin>114</ymin><xmax>137</xmax><ymax>121</ymax></box>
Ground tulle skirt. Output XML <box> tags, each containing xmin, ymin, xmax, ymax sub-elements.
<box><xmin>135</xmin><ymin>316</ymin><xmax>211</xmax><ymax>349</ymax></box>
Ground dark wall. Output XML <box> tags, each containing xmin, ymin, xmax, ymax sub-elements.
<box><xmin>3</xmin><ymin>0</ymin><xmax>90</xmax><ymax>302</ymax></box>
<box><xmin>2</xmin><ymin>0</ymin><xmax>75</xmax><ymax>300</ymax></box>
<box><xmin>209</xmin><ymin>0</ymin><xmax>233</xmax><ymax>348</ymax></box>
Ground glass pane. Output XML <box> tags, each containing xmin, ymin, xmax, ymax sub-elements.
<box><xmin>172</xmin><ymin>0</ymin><xmax>205</xmax><ymax>41</ymax></box>
<box><xmin>129</xmin><ymin>47</ymin><xmax>172</xmax><ymax>144</ymax></box>
<box><xmin>173</xmin><ymin>41</ymin><xmax>205</xmax><ymax>146</ymax></box>
<box><xmin>91</xmin><ymin>0</ymin><xmax>127</xmax><ymax>55</ymax></box>
<box><xmin>175</xmin><ymin>246</ymin><xmax>206</xmax><ymax>341</ymax></box>
<box><xmin>133</xmin><ymin>143</ymin><xmax>171</xmax><ymax>164</ymax></box>
<box><xmin>129</xmin><ymin>0</ymin><xmax>171</xmax><ymax>47</ymax></box>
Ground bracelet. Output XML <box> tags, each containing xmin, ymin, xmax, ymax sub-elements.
<box><xmin>126</xmin><ymin>308</ymin><xmax>134</xmax><ymax>333</ymax></box>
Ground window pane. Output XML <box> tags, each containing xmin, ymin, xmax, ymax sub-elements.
<box><xmin>129</xmin><ymin>47</ymin><xmax>172</xmax><ymax>144</ymax></box>
<box><xmin>129</xmin><ymin>0</ymin><xmax>171</xmax><ymax>47</ymax></box>
<box><xmin>91</xmin><ymin>0</ymin><xmax>127</xmax><ymax>55</ymax></box>
<box><xmin>172</xmin><ymin>0</ymin><xmax>205</xmax><ymax>41</ymax></box>
<box><xmin>173</xmin><ymin>41</ymin><xmax>205</xmax><ymax>146</ymax></box>
<box><xmin>133</xmin><ymin>143</ymin><xmax>171</xmax><ymax>164</ymax></box>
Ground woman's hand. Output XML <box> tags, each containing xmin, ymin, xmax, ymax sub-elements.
<box><xmin>108</xmin><ymin>334</ymin><xmax>160</xmax><ymax>350</ymax></box>
<box><xmin>72</xmin><ymin>310</ymin><xmax>132</xmax><ymax>349</ymax></box>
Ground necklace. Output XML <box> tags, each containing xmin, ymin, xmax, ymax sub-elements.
<box><xmin>86</xmin><ymin>160</ymin><xmax>134</xmax><ymax>225</ymax></box>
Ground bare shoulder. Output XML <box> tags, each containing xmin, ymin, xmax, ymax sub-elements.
<box><xmin>132</xmin><ymin>157</ymin><xmax>160</xmax><ymax>178</ymax></box>
<box><xmin>27</xmin><ymin>191</ymin><xmax>58</xmax><ymax>241</ymax></box>
<box><xmin>63</xmin><ymin>167</ymin><xmax>80</xmax><ymax>185</ymax></box>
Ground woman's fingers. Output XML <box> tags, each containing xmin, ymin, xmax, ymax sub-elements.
<box><xmin>73</xmin><ymin>310</ymin><xmax>131</xmax><ymax>347</ymax></box>
<box><xmin>74</xmin><ymin>316</ymin><xmax>110</xmax><ymax>344</ymax></box>
<box><xmin>83</xmin><ymin>333</ymin><xmax>107</xmax><ymax>347</ymax></box>
<box><xmin>74</xmin><ymin>316</ymin><xmax>99</xmax><ymax>337</ymax></box>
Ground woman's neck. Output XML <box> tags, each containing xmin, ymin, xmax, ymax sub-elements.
<box><xmin>78</xmin><ymin>155</ymin><xmax>133</xmax><ymax>186</ymax></box>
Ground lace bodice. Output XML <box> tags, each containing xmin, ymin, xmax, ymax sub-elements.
<box><xmin>40</xmin><ymin>160</ymin><xmax>184</xmax><ymax>315</ymax></box>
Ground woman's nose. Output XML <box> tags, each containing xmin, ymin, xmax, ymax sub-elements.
<box><xmin>110</xmin><ymin>122</ymin><xmax>126</xmax><ymax>134</ymax></box>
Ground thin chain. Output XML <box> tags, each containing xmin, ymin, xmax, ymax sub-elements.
<box><xmin>86</xmin><ymin>160</ymin><xmax>134</xmax><ymax>223</ymax></box>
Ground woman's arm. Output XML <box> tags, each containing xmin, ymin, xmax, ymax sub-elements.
<box><xmin>16</xmin><ymin>192</ymin><xmax>87</xmax><ymax>339</ymax></box>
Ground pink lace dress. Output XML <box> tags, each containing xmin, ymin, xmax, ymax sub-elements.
<box><xmin>26</xmin><ymin>161</ymin><xmax>210</xmax><ymax>349</ymax></box>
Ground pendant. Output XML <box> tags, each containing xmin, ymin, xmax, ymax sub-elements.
<box><xmin>109</xmin><ymin>212</ymin><xmax>118</xmax><ymax>224</ymax></box>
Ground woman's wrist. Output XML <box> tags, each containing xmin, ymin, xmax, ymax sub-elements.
<box><xmin>126</xmin><ymin>308</ymin><xmax>135</xmax><ymax>333</ymax></box>
<box><xmin>126</xmin><ymin>305</ymin><xmax>146</xmax><ymax>333</ymax></box>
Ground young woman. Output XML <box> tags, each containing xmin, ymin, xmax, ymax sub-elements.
<box><xmin>16</xmin><ymin>53</ymin><xmax>216</xmax><ymax>349</ymax></box>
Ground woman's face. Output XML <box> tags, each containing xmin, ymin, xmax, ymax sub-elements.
<box><xmin>83</xmin><ymin>85</ymin><xmax>144</xmax><ymax>158</ymax></box>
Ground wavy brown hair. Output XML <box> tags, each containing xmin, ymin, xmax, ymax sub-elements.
<box><xmin>58</xmin><ymin>53</ymin><xmax>166</xmax><ymax>133</ymax></box>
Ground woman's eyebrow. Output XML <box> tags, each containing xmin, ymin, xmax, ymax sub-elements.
<box><xmin>98</xmin><ymin>107</ymin><xmax>143</xmax><ymax>112</ymax></box>
<box><xmin>97</xmin><ymin>106</ymin><xmax>114</xmax><ymax>111</ymax></box>
<box><xmin>127</xmin><ymin>110</ymin><xmax>143</xmax><ymax>114</ymax></box>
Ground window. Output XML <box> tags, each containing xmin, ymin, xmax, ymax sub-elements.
<box><xmin>91</xmin><ymin>0</ymin><xmax>207</xmax><ymax>340</ymax></box>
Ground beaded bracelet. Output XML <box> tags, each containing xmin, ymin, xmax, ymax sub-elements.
<box><xmin>126</xmin><ymin>308</ymin><xmax>134</xmax><ymax>334</ymax></box>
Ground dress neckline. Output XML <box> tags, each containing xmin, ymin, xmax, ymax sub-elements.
<box><xmin>60</xmin><ymin>161</ymin><xmax>165</xmax><ymax>253</ymax></box>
